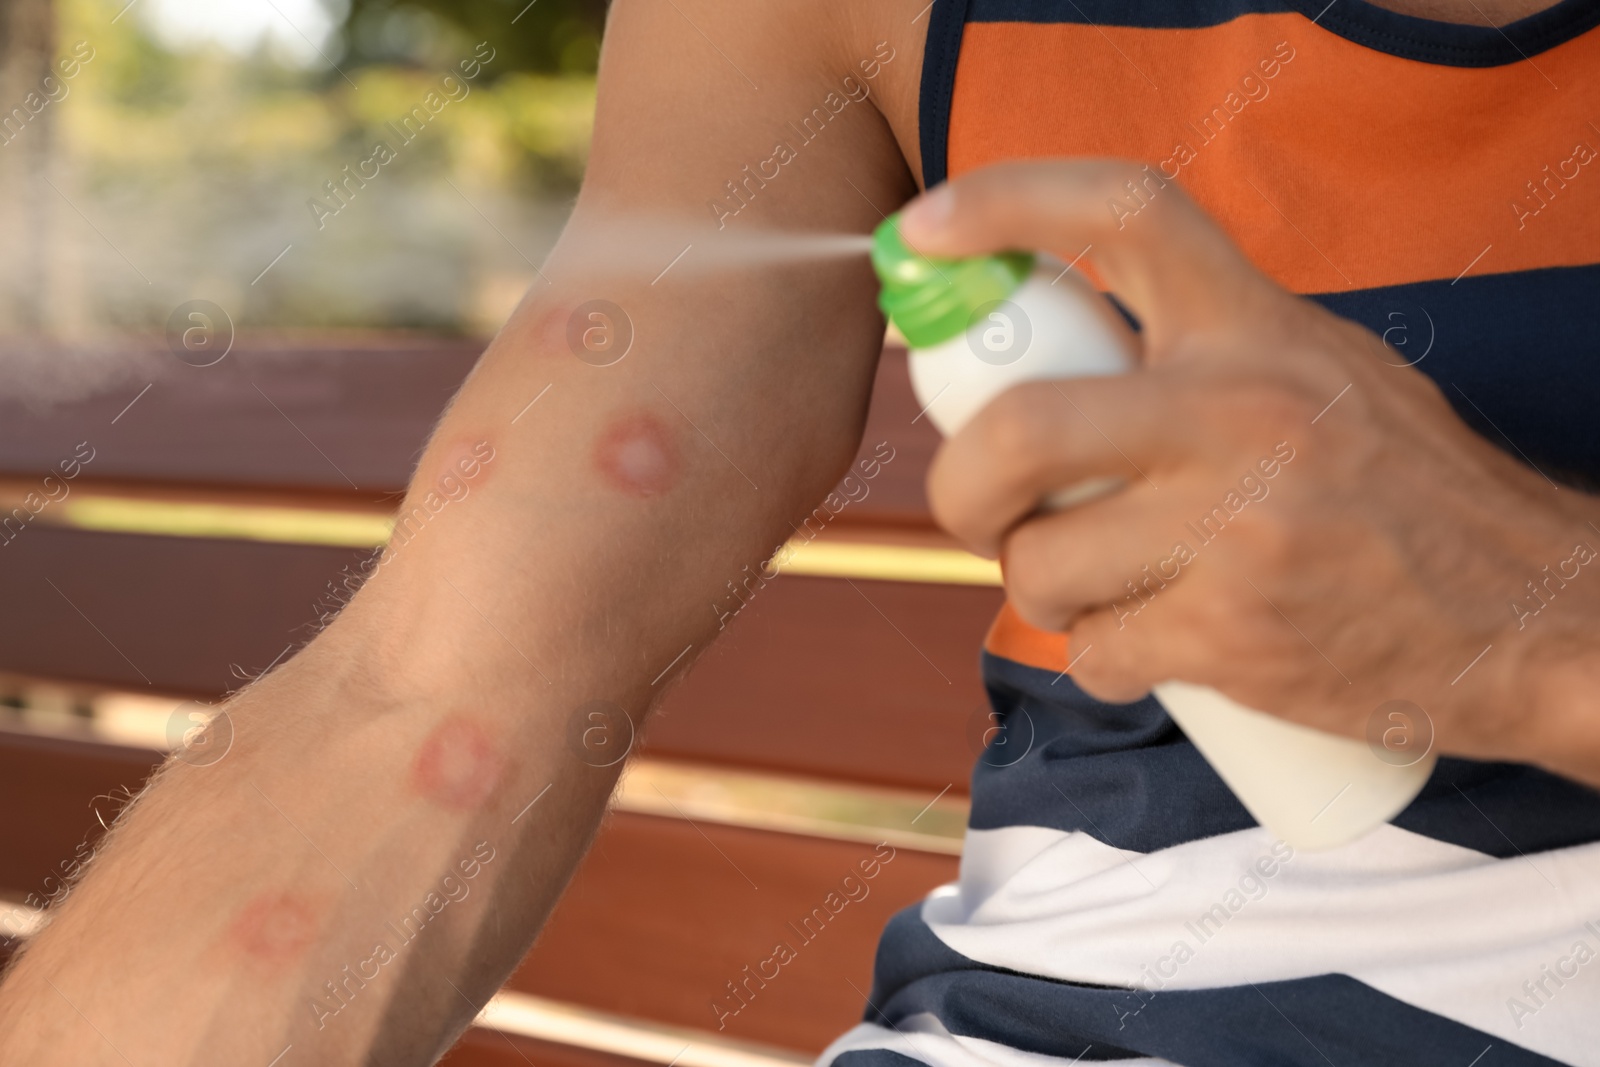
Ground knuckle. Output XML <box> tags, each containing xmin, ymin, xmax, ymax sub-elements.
<box><xmin>1070</xmin><ymin>613</ymin><xmax>1149</xmax><ymax>700</ymax></box>
<box><xmin>1004</xmin><ymin>559</ymin><xmax>1072</xmax><ymax>633</ymax></box>
<box><xmin>1227</xmin><ymin>379</ymin><xmax>1318</xmax><ymax>444</ymax></box>
<box><xmin>925</xmin><ymin>481</ymin><xmax>986</xmax><ymax>548</ymax></box>
<box><xmin>1088</xmin><ymin>159</ymin><xmax>1151</xmax><ymax>200</ymax></box>
<box><xmin>1065</xmin><ymin>658</ymin><xmax>1112</xmax><ymax>697</ymax></box>
<box><xmin>1001</xmin><ymin>525</ymin><xmax>1046</xmax><ymax>583</ymax></box>
<box><xmin>1008</xmin><ymin>577</ymin><xmax>1067</xmax><ymax>633</ymax></box>
<box><xmin>1189</xmin><ymin>589</ymin><xmax>1248</xmax><ymax>650</ymax></box>
<box><xmin>1243</xmin><ymin>508</ymin><xmax>1298</xmax><ymax>572</ymax></box>
<box><xmin>1002</xmin><ymin>518</ymin><xmax>1091</xmax><ymax>631</ymax></box>
<box><xmin>978</xmin><ymin>384</ymin><xmax>1059</xmax><ymax>466</ymax></box>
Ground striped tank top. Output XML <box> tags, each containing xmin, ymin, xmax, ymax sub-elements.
<box><xmin>822</xmin><ymin>2</ymin><xmax>1600</xmax><ymax>1064</ymax></box>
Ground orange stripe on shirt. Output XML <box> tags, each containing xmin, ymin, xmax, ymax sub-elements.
<box><xmin>948</xmin><ymin>14</ymin><xmax>1600</xmax><ymax>293</ymax></box>
<box><xmin>984</xmin><ymin>601</ymin><xmax>1072</xmax><ymax>674</ymax></box>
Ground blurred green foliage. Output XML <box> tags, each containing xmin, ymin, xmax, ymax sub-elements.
<box><xmin>42</xmin><ymin>0</ymin><xmax>599</xmax><ymax>333</ymax></box>
<box><xmin>341</xmin><ymin>0</ymin><xmax>608</xmax><ymax>75</ymax></box>
<box><xmin>61</xmin><ymin>0</ymin><xmax>599</xmax><ymax>193</ymax></box>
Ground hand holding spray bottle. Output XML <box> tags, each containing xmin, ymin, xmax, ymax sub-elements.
<box><xmin>869</xmin><ymin>215</ymin><xmax>1433</xmax><ymax>850</ymax></box>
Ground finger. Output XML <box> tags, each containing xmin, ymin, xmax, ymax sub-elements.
<box><xmin>927</xmin><ymin>375</ymin><xmax>1178</xmax><ymax>557</ymax></box>
<box><xmin>1064</xmin><ymin>602</ymin><xmax>1165</xmax><ymax>704</ymax></box>
<box><xmin>899</xmin><ymin>159</ymin><xmax>1274</xmax><ymax>355</ymax></box>
<box><xmin>1001</xmin><ymin>486</ymin><xmax>1197</xmax><ymax>633</ymax></box>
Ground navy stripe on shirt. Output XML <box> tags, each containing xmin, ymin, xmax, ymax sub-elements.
<box><xmin>1311</xmin><ymin>264</ymin><xmax>1600</xmax><ymax>490</ymax></box>
<box><xmin>975</xmin><ymin>655</ymin><xmax>1600</xmax><ymax>857</ymax></box>
<box><xmin>963</xmin><ymin>0</ymin><xmax>1600</xmax><ymax>67</ymax></box>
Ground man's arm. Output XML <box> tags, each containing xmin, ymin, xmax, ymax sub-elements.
<box><xmin>0</xmin><ymin>2</ymin><xmax>926</xmax><ymax>1061</ymax></box>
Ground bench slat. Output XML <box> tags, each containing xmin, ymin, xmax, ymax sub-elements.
<box><xmin>0</xmin><ymin>344</ymin><xmax>937</xmax><ymax>529</ymax></box>
<box><xmin>511</xmin><ymin>812</ymin><xmax>955</xmax><ymax>1052</ymax></box>
<box><xmin>0</xmin><ymin>733</ymin><xmax>957</xmax><ymax>1054</ymax></box>
<box><xmin>0</xmin><ymin>527</ymin><xmax>997</xmax><ymax>793</ymax></box>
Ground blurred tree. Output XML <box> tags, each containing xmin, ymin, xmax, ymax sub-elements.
<box><xmin>341</xmin><ymin>0</ymin><xmax>608</xmax><ymax>76</ymax></box>
<box><xmin>0</xmin><ymin>0</ymin><xmax>55</xmax><ymax>331</ymax></box>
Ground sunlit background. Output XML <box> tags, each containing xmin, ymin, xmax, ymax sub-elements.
<box><xmin>0</xmin><ymin>0</ymin><xmax>599</xmax><ymax>359</ymax></box>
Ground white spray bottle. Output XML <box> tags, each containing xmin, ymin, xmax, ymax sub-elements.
<box><xmin>870</xmin><ymin>215</ymin><xmax>1433</xmax><ymax>850</ymax></box>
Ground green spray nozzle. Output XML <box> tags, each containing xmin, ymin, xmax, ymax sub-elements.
<box><xmin>870</xmin><ymin>214</ymin><xmax>1034</xmax><ymax>349</ymax></box>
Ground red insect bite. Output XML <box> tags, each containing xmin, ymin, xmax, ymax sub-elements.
<box><xmin>432</xmin><ymin>437</ymin><xmax>494</xmax><ymax>494</ymax></box>
<box><xmin>592</xmin><ymin>412</ymin><xmax>680</xmax><ymax>497</ymax></box>
<box><xmin>529</xmin><ymin>303</ymin><xmax>572</xmax><ymax>356</ymax></box>
<box><xmin>229</xmin><ymin>891</ymin><xmax>319</xmax><ymax>966</ymax></box>
<box><xmin>410</xmin><ymin>715</ymin><xmax>503</xmax><ymax>811</ymax></box>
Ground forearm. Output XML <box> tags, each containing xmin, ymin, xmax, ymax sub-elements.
<box><xmin>0</xmin><ymin>602</ymin><xmax>617</xmax><ymax>1065</ymax></box>
<box><xmin>1529</xmin><ymin>647</ymin><xmax>1600</xmax><ymax>788</ymax></box>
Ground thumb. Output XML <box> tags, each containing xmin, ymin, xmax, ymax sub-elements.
<box><xmin>899</xmin><ymin>158</ymin><xmax>1274</xmax><ymax>356</ymax></box>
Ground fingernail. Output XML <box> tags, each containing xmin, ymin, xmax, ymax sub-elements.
<box><xmin>900</xmin><ymin>184</ymin><xmax>954</xmax><ymax>240</ymax></box>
